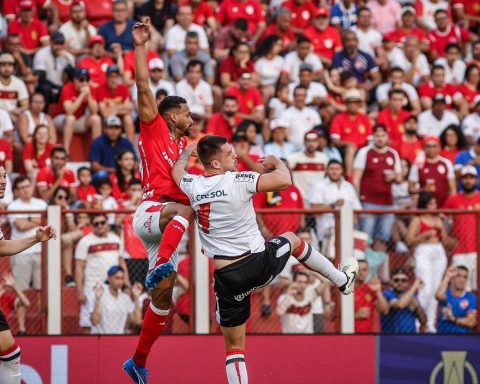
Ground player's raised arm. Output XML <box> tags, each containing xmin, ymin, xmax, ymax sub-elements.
<box><xmin>257</xmin><ymin>155</ymin><xmax>292</xmax><ymax>192</ymax></box>
<box><xmin>172</xmin><ymin>143</ymin><xmax>197</xmax><ymax>185</ymax></box>
<box><xmin>133</xmin><ymin>20</ymin><xmax>157</xmax><ymax>123</ymax></box>
<box><xmin>0</xmin><ymin>226</ymin><xmax>56</xmax><ymax>257</ymax></box>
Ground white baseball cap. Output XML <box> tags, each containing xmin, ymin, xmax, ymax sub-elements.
<box><xmin>270</xmin><ymin>118</ymin><xmax>289</xmax><ymax>130</ymax></box>
<box><xmin>148</xmin><ymin>58</ymin><xmax>165</xmax><ymax>71</ymax></box>
<box><xmin>461</xmin><ymin>165</ymin><xmax>478</xmax><ymax>177</ymax></box>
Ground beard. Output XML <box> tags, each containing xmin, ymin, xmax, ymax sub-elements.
<box><xmin>405</xmin><ymin>129</ymin><xmax>417</xmax><ymax>135</ymax></box>
<box><xmin>462</xmin><ymin>184</ymin><xmax>477</xmax><ymax>193</ymax></box>
<box><xmin>224</xmin><ymin>111</ymin><xmax>236</xmax><ymax>117</ymax></box>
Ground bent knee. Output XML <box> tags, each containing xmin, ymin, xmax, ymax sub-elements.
<box><xmin>178</xmin><ymin>205</ymin><xmax>195</xmax><ymax>222</ymax></box>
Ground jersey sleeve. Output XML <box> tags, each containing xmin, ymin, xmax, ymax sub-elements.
<box><xmin>233</xmin><ymin>172</ymin><xmax>262</xmax><ymax>200</ymax></box>
<box><xmin>353</xmin><ymin>147</ymin><xmax>368</xmax><ymax>170</ymax></box>
<box><xmin>179</xmin><ymin>174</ymin><xmax>198</xmax><ymax>196</ymax></box>
<box><xmin>74</xmin><ymin>237</ymin><xmax>89</xmax><ymax>261</ymax></box>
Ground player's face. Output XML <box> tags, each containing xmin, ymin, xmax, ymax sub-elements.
<box><xmin>218</xmin><ymin>143</ymin><xmax>237</xmax><ymax>172</ymax></box>
<box><xmin>453</xmin><ymin>269</ymin><xmax>468</xmax><ymax>291</ymax></box>
<box><xmin>172</xmin><ymin>104</ymin><xmax>194</xmax><ymax>137</ymax></box>
<box><xmin>0</xmin><ymin>166</ymin><xmax>6</xmax><ymax>199</ymax></box>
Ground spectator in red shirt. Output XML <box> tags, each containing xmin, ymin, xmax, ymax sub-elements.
<box><xmin>453</xmin><ymin>0</ymin><xmax>480</xmax><ymax>30</ymax></box>
<box><xmin>110</xmin><ymin>149</ymin><xmax>139</xmax><ymax>202</ymax></box>
<box><xmin>36</xmin><ymin>146</ymin><xmax>77</xmax><ymax>203</ymax></box>
<box><xmin>392</xmin><ymin>115</ymin><xmax>424</xmax><ymax>164</ymax></box>
<box><xmin>77</xmin><ymin>167</ymin><xmax>97</xmax><ymax>205</ymax></box>
<box><xmin>261</xmin><ymin>8</ymin><xmax>295</xmax><ymax>54</ymax></box>
<box><xmin>7</xmin><ymin>0</ymin><xmax>50</xmax><ymax>56</ymax></box>
<box><xmin>408</xmin><ymin>136</ymin><xmax>456</xmax><ymax>207</ymax></box>
<box><xmin>78</xmin><ymin>35</ymin><xmax>115</xmax><ymax>87</ymax></box>
<box><xmin>213</xmin><ymin>18</ymin><xmax>252</xmax><ymax>61</ymax></box>
<box><xmin>53</xmin><ymin>68</ymin><xmax>102</xmax><ymax>153</ymax></box>
<box><xmin>439</xmin><ymin>124</ymin><xmax>467</xmax><ymax>164</ymax></box>
<box><xmin>181</xmin><ymin>0</ymin><xmax>217</xmax><ymax>36</ymax></box>
<box><xmin>428</xmin><ymin>9</ymin><xmax>477</xmax><ymax>61</ymax></box>
<box><xmin>0</xmin><ymin>138</ymin><xmax>13</xmax><ymax>174</ymax></box>
<box><xmin>304</xmin><ymin>8</ymin><xmax>343</xmax><ymax>67</ymax></box>
<box><xmin>330</xmin><ymin>89</ymin><xmax>373</xmax><ymax>178</ymax></box>
<box><xmin>444</xmin><ymin>165</ymin><xmax>480</xmax><ymax>291</ymax></box>
<box><xmin>225</xmin><ymin>72</ymin><xmax>264</xmax><ymax>124</ymax></box>
<box><xmin>219</xmin><ymin>41</ymin><xmax>255</xmax><ymax>89</ymax></box>
<box><xmin>386</xmin><ymin>6</ymin><xmax>428</xmax><ymax>50</ymax></box>
<box><xmin>205</xmin><ymin>96</ymin><xmax>241</xmax><ymax>141</ymax></box>
<box><xmin>3</xmin><ymin>0</ymin><xmax>49</xmax><ymax>22</ymax></box>
<box><xmin>232</xmin><ymin>122</ymin><xmax>264</xmax><ymax>173</ymax></box>
<box><xmin>282</xmin><ymin>0</ymin><xmax>318</xmax><ymax>34</ymax></box>
<box><xmin>353</xmin><ymin>125</ymin><xmax>402</xmax><ymax>243</ymax></box>
<box><xmin>215</xmin><ymin>0</ymin><xmax>266</xmax><ymax>44</ymax></box>
<box><xmin>377</xmin><ymin>89</ymin><xmax>412</xmax><ymax>144</ymax></box>
<box><xmin>355</xmin><ymin>260</ymin><xmax>389</xmax><ymax>333</ymax></box>
<box><xmin>458</xmin><ymin>64</ymin><xmax>480</xmax><ymax>111</ymax></box>
<box><xmin>23</xmin><ymin>124</ymin><xmax>56</xmax><ymax>182</ymax></box>
<box><xmin>97</xmin><ymin>65</ymin><xmax>135</xmax><ymax>143</ymax></box>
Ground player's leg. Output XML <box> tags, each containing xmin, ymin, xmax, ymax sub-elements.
<box><xmin>221</xmin><ymin>324</ymin><xmax>248</xmax><ymax>384</ymax></box>
<box><xmin>0</xmin><ymin>316</ymin><xmax>21</xmax><ymax>384</ymax></box>
<box><xmin>280</xmin><ymin>232</ymin><xmax>358</xmax><ymax>294</ymax></box>
<box><xmin>145</xmin><ymin>203</ymin><xmax>194</xmax><ymax>289</ymax></box>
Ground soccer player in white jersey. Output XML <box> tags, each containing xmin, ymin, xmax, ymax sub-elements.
<box><xmin>172</xmin><ymin>136</ymin><xmax>359</xmax><ymax>384</ymax></box>
<box><xmin>0</xmin><ymin>163</ymin><xmax>56</xmax><ymax>384</ymax></box>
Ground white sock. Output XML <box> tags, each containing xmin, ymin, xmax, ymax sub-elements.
<box><xmin>0</xmin><ymin>345</ymin><xmax>21</xmax><ymax>384</ymax></box>
<box><xmin>226</xmin><ymin>350</ymin><xmax>248</xmax><ymax>384</ymax></box>
<box><xmin>293</xmin><ymin>241</ymin><xmax>347</xmax><ymax>287</ymax></box>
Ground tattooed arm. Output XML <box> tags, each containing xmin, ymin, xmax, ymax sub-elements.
<box><xmin>171</xmin><ymin>143</ymin><xmax>197</xmax><ymax>186</ymax></box>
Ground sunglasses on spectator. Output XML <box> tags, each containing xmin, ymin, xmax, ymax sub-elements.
<box><xmin>393</xmin><ymin>278</ymin><xmax>407</xmax><ymax>283</ymax></box>
<box><xmin>424</xmin><ymin>144</ymin><xmax>438</xmax><ymax>148</ymax></box>
<box><xmin>93</xmin><ymin>221</ymin><xmax>107</xmax><ymax>228</ymax></box>
<box><xmin>55</xmin><ymin>195</ymin><xmax>68</xmax><ymax>200</ymax></box>
<box><xmin>77</xmin><ymin>77</ymin><xmax>88</xmax><ymax>82</ymax></box>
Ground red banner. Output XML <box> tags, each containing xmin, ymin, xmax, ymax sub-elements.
<box><xmin>19</xmin><ymin>335</ymin><xmax>376</xmax><ymax>383</ymax></box>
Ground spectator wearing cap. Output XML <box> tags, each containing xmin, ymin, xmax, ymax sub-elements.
<box><xmin>454</xmin><ymin>139</ymin><xmax>480</xmax><ymax>188</ymax></box>
<box><xmin>332</xmin><ymin>30</ymin><xmax>381</xmax><ymax>89</ymax></box>
<box><xmin>0</xmin><ymin>53</ymin><xmax>29</xmax><ymax>123</ymax></box>
<box><xmin>214</xmin><ymin>18</ymin><xmax>253</xmax><ymax>61</ymax></box>
<box><xmin>391</xmin><ymin>115</ymin><xmax>423</xmax><ymax>164</ymax></box>
<box><xmin>88</xmin><ymin>266</ymin><xmax>142</xmax><ymax>334</ymax></box>
<box><xmin>408</xmin><ymin>136</ymin><xmax>456</xmax><ymax>207</ymax></box>
<box><xmin>444</xmin><ymin>166</ymin><xmax>480</xmax><ymax>291</ymax></box>
<box><xmin>434</xmin><ymin>43</ymin><xmax>466</xmax><ymax>86</ymax></box>
<box><xmin>388</xmin><ymin>37</ymin><xmax>430</xmax><ymax>87</ymax></box>
<box><xmin>351</xmin><ymin>7</ymin><xmax>383</xmax><ymax>58</ymax></box>
<box><xmin>386</xmin><ymin>7</ymin><xmax>428</xmax><ymax>50</ymax></box>
<box><xmin>175</xmin><ymin>60</ymin><xmax>213</xmax><ymax>121</ymax></box>
<box><xmin>331</xmin><ymin>0</ymin><xmax>359</xmax><ymax>30</ymax></box>
<box><xmin>97</xmin><ymin>65</ymin><xmax>135</xmax><ymax>143</ymax></box>
<box><xmin>461</xmin><ymin>98</ymin><xmax>480</xmax><ymax>144</ymax></box>
<box><xmin>381</xmin><ymin>270</ymin><xmax>426</xmax><ymax>334</ymax></box>
<box><xmin>367</xmin><ymin>0</ymin><xmax>401</xmax><ymax>34</ymax></box>
<box><xmin>377</xmin><ymin>89</ymin><xmax>413</xmax><ymax>144</ymax></box>
<box><xmin>97</xmin><ymin>0</ymin><xmax>135</xmax><ymax>52</ymax></box>
<box><xmin>165</xmin><ymin>5</ymin><xmax>209</xmax><ymax>56</ymax></box>
<box><xmin>225</xmin><ymin>71</ymin><xmax>264</xmax><ymax>124</ymax></box>
<box><xmin>170</xmin><ymin>31</ymin><xmax>214</xmax><ymax>84</ymax></box>
<box><xmin>260</xmin><ymin>8</ymin><xmax>295</xmax><ymax>53</ymax></box>
<box><xmin>457</xmin><ymin>64</ymin><xmax>480</xmax><ymax>112</ymax></box>
<box><xmin>428</xmin><ymin>10</ymin><xmax>477</xmax><ymax>62</ymax></box>
<box><xmin>215</xmin><ymin>0</ymin><xmax>266</xmax><ymax>44</ymax></box>
<box><xmin>281</xmin><ymin>85</ymin><xmax>321</xmax><ymax>149</ymax></box>
<box><xmin>353</xmin><ymin>125</ymin><xmax>402</xmax><ymax>243</ymax></box>
<box><xmin>78</xmin><ymin>35</ymin><xmax>115</xmax><ymax>87</ymax></box>
<box><xmin>7</xmin><ymin>0</ymin><xmax>50</xmax><ymax>56</ymax></box>
<box><xmin>288</xmin><ymin>63</ymin><xmax>328</xmax><ymax>109</ymax></box>
<box><xmin>33</xmin><ymin>32</ymin><xmax>74</xmax><ymax>106</ymax></box>
<box><xmin>281</xmin><ymin>35</ymin><xmax>323</xmax><ymax>85</ymax></box>
<box><xmin>436</xmin><ymin>265</ymin><xmax>478</xmax><ymax>333</ymax></box>
<box><xmin>59</xmin><ymin>2</ymin><xmax>98</xmax><ymax>58</ymax></box>
<box><xmin>205</xmin><ymin>96</ymin><xmax>241</xmax><ymax>142</ymax></box>
<box><xmin>287</xmin><ymin>130</ymin><xmax>327</xmax><ymax>205</ymax></box>
<box><xmin>304</xmin><ymin>7</ymin><xmax>342</xmax><ymax>67</ymax></box>
<box><xmin>376</xmin><ymin>67</ymin><xmax>421</xmax><ymax>115</ymax></box>
<box><xmin>89</xmin><ymin>115</ymin><xmax>136</xmax><ymax>179</ymax></box>
<box><xmin>418</xmin><ymin>93</ymin><xmax>460</xmax><ymax>137</ymax></box>
<box><xmin>264</xmin><ymin>118</ymin><xmax>296</xmax><ymax>159</ymax></box>
<box><xmin>330</xmin><ymin>88</ymin><xmax>372</xmax><ymax>178</ymax></box>
<box><xmin>219</xmin><ymin>41</ymin><xmax>255</xmax><ymax>90</ymax></box>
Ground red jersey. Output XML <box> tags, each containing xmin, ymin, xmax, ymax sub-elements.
<box><xmin>3</xmin><ymin>0</ymin><xmax>47</xmax><ymax>20</ymax></box>
<box><xmin>428</xmin><ymin>25</ymin><xmax>471</xmax><ymax>58</ymax></box>
<box><xmin>304</xmin><ymin>25</ymin><xmax>342</xmax><ymax>60</ymax></box>
<box><xmin>418</xmin><ymin>82</ymin><xmax>461</xmax><ymax>109</ymax></box>
<box><xmin>36</xmin><ymin>167</ymin><xmax>77</xmax><ymax>190</ymax></box>
<box><xmin>23</xmin><ymin>142</ymin><xmax>55</xmax><ymax>169</ymax></box>
<box><xmin>218</xmin><ymin>56</ymin><xmax>255</xmax><ymax>83</ymax></box>
<box><xmin>215</xmin><ymin>0</ymin><xmax>265</xmax><ymax>35</ymax></box>
<box><xmin>138</xmin><ymin>114</ymin><xmax>189</xmax><ymax>205</ymax></box>
<box><xmin>237</xmin><ymin>153</ymin><xmax>261</xmax><ymax>172</ymax></box>
<box><xmin>355</xmin><ymin>146</ymin><xmax>400</xmax><ymax>205</ymax></box>
<box><xmin>123</xmin><ymin>50</ymin><xmax>160</xmax><ymax>80</ymax></box>
<box><xmin>443</xmin><ymin>192</ymin><xmax>480</xmax><ymax>253</ymax></box>
<box><xmin>392</xmin><ymin>137</ymin><xmax>424</xmax><ymax>163</ymax></box>
<box><xmin>52</xmin><ymin>0</ymin><xmax>75</xmax><ymax>23</ymax></box>
<box><xmin>225</xmin><ymin>85</ymin><xmax>263</xmax><ymax>115</ymax></box>
<box><xmin>96</xmin><ymin>83</ymin><xmax>130</xmax><ymax>104</ymax></box>
<box><xmin>77</xmin><ymin>184</ymin><xmax>97</xmax><ymax>203</ymax></box>
<box><xmin>412</xmin><ymin>157</ymin><xmax>454</xmax><ymax>207</ymax></box>
<box><xmin>261</xmin><ymin>24</ymin><xmax>295</xmax><ymax>49</ymax></box>
<box><xmin>439</xmin><ymin>147</ymin><xmax>460</xmax><ymax>164</ymax></box>
<box><xmin>8</xmin><ymin>19</ymin><xmax>49</xmax><ymax>50</ymax></box>
<box><xmin>453</xmin><ymin>0</ymin><xmax>480</xmax><ymax>27</ymax></box>
<box><xmin>253</xmin><ymin>185</ymin><xmax>304</xmax><ymax>235</ymax></box>
<box><xmin>56</xmin><ymin>82</ymin><xmax>97</xmax><ymax>119</ymax></box>
<box><xmin>386</xmin><ymin>27</ymin><xmax>428</xmax><ymax>46</ymax></box>
<box><xmin>377</xmin><ymin>108</ymin><xmax>411</xmax><ymax>143</ymax></box>
<box><xmin>109</xmin><ymin>172</ymin><xmax>141</xmax><ymax>202</ymax></box>
<box><xmin>181</xmin><ymin>0</ymin><xmax>214</xmax><ymax>26</ymax></box>
<box><xmin>205</xmin><ymin>113</ymin><xmax>241</xmax><ymax>142</ymax></box>
<box><xmin>0</xmin><ymin>139</ymin><xmax>13</xmax><ymax>163</ymax></box>
<box><xmin>78</xmin><ymin>56</ymin><xmax>115</xmax><ymax>86</ymax></box>
<box><xmin>83</xmin><ymin>0</ymin><xmax>112</xmax><ymax>28</ymax></box>
<box><xmin>355</xmin><ymin>283</ymin><xmax>376</xmax><ymax>333</ymax></box>
<box><xmin>457</xmin><ymin>84</ymin><xmax>479</xmax><ymax>109</ymax></box>
<box><xmin>330</xmin><ymin>112</ymin><xmax>373</xmax><ymax>147</ymax></box>
<box><xmin>282</xmin><ymin>0</ymin><xmax>318</xmax><ymax>30</ymax></box>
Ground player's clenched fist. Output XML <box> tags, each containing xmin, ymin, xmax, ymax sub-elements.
<box><xmin>132</xmin><ymin>22</ymin><xmax>150</xmax><ymax>46</ymax></box>
<box><xmin>259</xmin><ymin>155</ymin><xmax>281</xmax><ymax>172</ymax></box>
<box><xmin>35</xmin><ymin>226</ymin><xmax>57</xmax><ymax>242</ymax></box>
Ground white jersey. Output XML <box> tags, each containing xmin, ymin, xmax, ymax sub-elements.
<box><xmin>179</xmin><ymin>171</ymin><xmax>265</xmax><ymax>258</ymax></box>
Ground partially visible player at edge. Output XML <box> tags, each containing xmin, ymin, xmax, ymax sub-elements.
<box><xmin>0</xmin><ymin>163</ymin><xmax>56</xmax><ymax>384</ymax></box>
<box><xmin>123</xmin><ymin>20</ymin><xmax>196</xmax><ymax>383</ymax></box>
<box><xmin>172</xmin><ymin>136</ymin><xmax>359</xmax><ymax>384</ymax></box>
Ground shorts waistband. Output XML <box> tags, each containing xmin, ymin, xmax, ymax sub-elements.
<box><xmin>214</xmin><ymin>251</ymin><xmax>261</xmax><ymax>274</ymax></box>
<box><xmin>213</xmin><ymin>251</ymin><xmax>251</xmax><ymax>260</ymax></box>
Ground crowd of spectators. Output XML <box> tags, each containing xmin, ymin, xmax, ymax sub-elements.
<box><xmin>0</xmin><ymin>0</ymin><xmax>478</xmax><ymax>334</ymax></box>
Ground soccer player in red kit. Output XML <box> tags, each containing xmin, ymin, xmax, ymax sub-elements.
<box><xmin>123</xmin><ymin>20</ymin><xmax>195</xmax><ymax>383</ymax></box>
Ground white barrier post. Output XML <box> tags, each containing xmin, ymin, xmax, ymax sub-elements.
<box><xmin>47</xmin><ymin>205</ymin><xmax>62</xmax><ymax>335</ymax></box>
<box><xmin>194</xmin><ymin>225</ymin><xmax>210</xmax><ymax>334</ymax></box>
<box><xmin>340</xmin><ymin>205</ymin><xmax>355</xmax><ymax>334</ymax></box>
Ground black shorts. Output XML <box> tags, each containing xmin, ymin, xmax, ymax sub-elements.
<box><xmin>0</xmin><ymin>309</ymin><xmax>10</xmax><ymax>332</ymax></box>
<box><xmin>213</xmin><ymin>236</ymin><xmax>292</xmax><ymax>327</ymax></box>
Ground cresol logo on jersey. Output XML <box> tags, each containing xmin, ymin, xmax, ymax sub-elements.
<box><xmin>379</xmin><ymin>336</ymin><xmax>480</xmax><ymax>384</ymax></box>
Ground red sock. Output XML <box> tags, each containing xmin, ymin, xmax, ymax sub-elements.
<box><xmin>133</xmin><ymin>304</ymin><xmax>170</xmax><ymax>367</ymax></box>
<box><xmin>155</xmin><ymin>216</ymin><xmax>189</xmax><ymax>265</ymax></box>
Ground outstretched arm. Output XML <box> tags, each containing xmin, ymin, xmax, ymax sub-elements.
<box><xmin>172</xmin><ymin>143</ymin><xmax>197</xmax><ymax>186</ymax></box>
<box><xmin>257</xmin><ymin>156</ymin><xmax>292</xmax><ymax>192</ymax></box>
<box><xmin>133</xmin><ymin>20</ymin><xmax>157</xmax><ymax>123</ymax></box>
<box><xmin>0</xmin><ymin>226</ymin><xmax>56</xmax><ymax>257</ymax></box>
